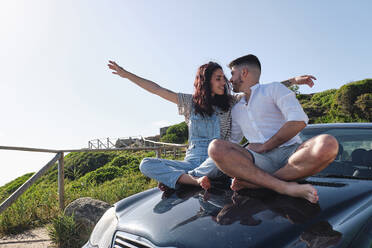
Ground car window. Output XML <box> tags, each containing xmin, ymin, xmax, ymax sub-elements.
<box><xmin>300</xmin><ymin>127</ymin><xmax>372</xmax><ymax>179</ymax></box>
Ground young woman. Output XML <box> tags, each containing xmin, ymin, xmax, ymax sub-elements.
<box><xmin>108</xmin><ymin>60</ymin><xmax>312</xmax><ymax>191</ymax></box>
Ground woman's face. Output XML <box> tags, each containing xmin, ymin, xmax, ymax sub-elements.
<box><xmin>210</xmin><ymin>68</ymin><xmax>226</xmax><ymax>96</ymax></box>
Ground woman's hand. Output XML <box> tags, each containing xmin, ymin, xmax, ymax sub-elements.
<box><xmin>108</xmin><ymin>60</ymin><xmax>131</xmax><ymax>78</ymax></box>
<box><xmin>291</xmin><ymin>75</ymin><xmax>316</xmax><ymax>88</ymax></box>
<box><xmin>107</xmin><ymin>60</ymin><xmax>178</xmax><ymax>104</ymax></box>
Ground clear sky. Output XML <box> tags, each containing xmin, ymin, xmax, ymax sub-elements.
<box><xmin>0</xmin><ymin>0</ymin><xmax>371</xmax><ymax>186</ymax></box>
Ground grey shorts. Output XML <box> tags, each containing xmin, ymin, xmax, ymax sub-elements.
<box><xmin>246</xmin><ymin>143</ymin><xmax>301</xmax><ymax>174</ymax></box>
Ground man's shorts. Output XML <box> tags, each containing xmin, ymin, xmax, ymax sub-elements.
<box><xmin>246</xmin><ymin>143</ymin><xmax>301</xmax><ymax>174</ymax></box>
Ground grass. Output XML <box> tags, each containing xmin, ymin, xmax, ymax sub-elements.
<box><xmin>0</xmin><ymin>150</ymin><xmax>159</xmax><ymax>239</ymax></box>
<box><xmin>47</xmin><ymin>213</ymin><xmax>83</xmax><ymax>248</ymax></box>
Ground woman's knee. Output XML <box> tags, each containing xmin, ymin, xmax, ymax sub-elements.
<box><xmin>139</xmin><ymin>157</ymin><xmax>158</xmax><ymax>175</ymax></box>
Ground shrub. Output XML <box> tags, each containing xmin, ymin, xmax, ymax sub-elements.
<box><xmin>160</xmin><ymin>133</ymin><xmax>179</xmax><ymax>144</ymax></box>
<box><xmin>64</xmin><ymin>152</ymin><xmax>116</xmax><ymax>180</ymax></box>
<box><xmin>355</xmin><ymin>93</ymin><xmax>372</xmax><ymax>120</ymax></box>
<box><xmin>298</xmin><ymin>79</ymin><xmax>372</xmax><ymax>123</ymax></box>
<box><xmin>289</xmin><ymin>85</ymin><xmax>300</xmax><ymax>95</ymax></box>
<box><xmin>331</xmin><ymin>79</ymin><xmax>372</xmax><ymax>121</ymax></box>
<box><xmin>302</xmin><ymin>89</ymin><xmax>337</xmax><ymax>123</ymax></box>
<box><xmin>80</xmin><ymin>166</ymin><xmax>122</xmax><ymax>185</ymax></box>
<box><xmin>107</xmin><ymin>154</ymin><xmax>140</xmax><ymax>170</ymax></box>
<box><xmin>161</xmin><ymin>122</ymin><xmax>188</xmax><ymax>144</ymax></box>
<box><xmin>48</xmin><ymin>214</ymin><xmax>84</xmax><ymax>248</ymax></box>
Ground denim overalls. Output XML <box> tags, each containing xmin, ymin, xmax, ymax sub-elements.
<box><xmin>140</xmin><ymin>108</ymin><xmax>222</xmax><ymax>189</ymax></box>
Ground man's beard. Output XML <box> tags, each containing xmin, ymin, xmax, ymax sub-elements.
<box><xmin>232</xmin><ymin>77</ymin><xmax>243</xmax><ymax>93</ymax></box>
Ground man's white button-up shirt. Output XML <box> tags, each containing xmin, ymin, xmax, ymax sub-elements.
<box><xmin>230</xmin><ymin>82</ymin><xmax>309</xmax><ymax>147</ymax></box>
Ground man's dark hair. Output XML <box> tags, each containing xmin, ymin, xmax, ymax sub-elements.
<box><xmin>228</xmin><ymin>54</ymin><xmax>261</xmax><ymax>71</ymax></box>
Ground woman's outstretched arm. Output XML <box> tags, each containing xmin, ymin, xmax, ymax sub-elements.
<box><xmin>281</xmin><ymin>75</ymin><xmax>316</xmax><ymax>88</ymax></box>
<box><xmin>108</xmin><ymin>60</ymin><xmax>178</xmax><ymax>104</ymax></box>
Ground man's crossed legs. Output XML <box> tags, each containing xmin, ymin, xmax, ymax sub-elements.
<box><xmin>208</xmin><ymin>134</ymin><xmax>338</xmax><ymax>203</ymax></box>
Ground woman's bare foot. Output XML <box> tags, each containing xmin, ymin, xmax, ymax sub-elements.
<box><xmin>230</xmin><ymin>178</ymin><xmax>260</xmax><ymax>191</ymax></box>
<box><xmin>158</xmin><ymin>182</ymin><xmax>175</xmax><ymax>199</ymax></box>
<box><xmin>197</xmin><ymin>176</ymin><xmax>211</xmax><ymax>190</ymax></box>
<box><xmin>283</xmin><ymin>182</ymin><xmax>318</xmax><ymax>203</ymax></box>
<box><xmin>158</xmin><ymin>182</ymin><xmax>170</xmax><ymax>191</ymax></box>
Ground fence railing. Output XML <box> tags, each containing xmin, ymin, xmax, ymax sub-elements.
<box><xmin>0</xmin><ymin>141</ymin><xmax>187</xmax><ymax>215</ymax></box>
<box><xmin>88</xmin><ymin>137</ymin><xmax>120</xmax><ymax>149</ymax></box>
<box><xmin>87</xmin><ymin>136</ymin><xmax>188</xmax><ymax>149</ymax></box>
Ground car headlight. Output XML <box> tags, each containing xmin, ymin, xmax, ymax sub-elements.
<box><xmin>87</xmin><ymin>207</ymin><xmax>118</xmax><ymax>248</ymax></box>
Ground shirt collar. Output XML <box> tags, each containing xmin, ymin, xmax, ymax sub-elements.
<box><xmin>237</xmin><ymin>84</ymin><xmax>260</xmax><ymax>105</ymax></box>
<box><xmin>250</xmin><ymin>83</ymin><xmax>260</xmax><ymax>91</ymax></box>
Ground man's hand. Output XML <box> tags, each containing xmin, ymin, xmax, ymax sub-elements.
<box><xmin>247</xmin><ymin>143</ymin><xmax>268</xmax><ymax>154</ymax></box>
<box><xmin>291</xmin><ymin>75</ymin><xmax>316</xmax><ymax>88</ymax></box>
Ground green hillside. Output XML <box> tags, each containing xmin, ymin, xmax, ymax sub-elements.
<box><xmin>0</xmin><ymin>151</ymin><xmax>158</xmax><ymax>237</ymax></box>
<box><xmin>299</xmin><ymin>79</ymin><xmax>372</xmax><ymax>123</ymax></box>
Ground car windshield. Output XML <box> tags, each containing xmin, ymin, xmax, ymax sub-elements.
<box><xmin>300</xmin><ymin>127</ymin><xmax>372</xmax><ymax>179</ymax></box>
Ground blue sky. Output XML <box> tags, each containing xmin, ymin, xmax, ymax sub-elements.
<box><xmin>0</xmin><ymin>0</ymin><xmax>371</xmax><ymax>186</ymax></box>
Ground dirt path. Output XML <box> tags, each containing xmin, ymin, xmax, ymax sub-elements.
<box><xmin>0</xmin><ymin>227</ymin><xmax>53</xmax><ymax>248</ymax></box>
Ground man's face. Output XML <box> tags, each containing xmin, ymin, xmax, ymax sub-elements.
<box><xmin>229</xmin><ymin>66</ymin><xmax>243</xmax><ymax>93</ymax></box>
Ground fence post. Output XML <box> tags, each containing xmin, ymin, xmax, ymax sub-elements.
<box><xmin>58</xmin><ymin>152</ymin><xmax>65</xmax><ymax>210</ymax></box>
<box><xmin>173</xmin><ymin>147</ymin><xmax>177</xmax><ymax>158</ymax></box>
<box><xmin>156</xmin><ymin>148</ymin><xmax>161</xmax><ymax>158</ymax></box>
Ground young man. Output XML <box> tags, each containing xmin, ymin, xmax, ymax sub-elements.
<box><xmin>208</xmin><ymin>54</ymin><xmax>339</xmax><ymax>203</ymax></box>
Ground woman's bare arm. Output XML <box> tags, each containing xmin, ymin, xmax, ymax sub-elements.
<box><xmin>281</xmin><ymin>75</ymin><xmax>316</xmax><ymax>88</ymax></box>
<box><xmin>108</xmin><ymin>60</ymin><xmax>178</xmax><ymax>104</ymax></box>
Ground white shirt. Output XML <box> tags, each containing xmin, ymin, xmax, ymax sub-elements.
<box><xmin>230</xmin><ymin>82</ymin><xmax>308</xmax><ymax>147</ymax></box>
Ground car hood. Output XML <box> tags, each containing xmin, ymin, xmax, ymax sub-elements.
<box><xmin>114</xmin><ymin>177</ymin><xmax>372</xmax><ymax>248</ymax></box>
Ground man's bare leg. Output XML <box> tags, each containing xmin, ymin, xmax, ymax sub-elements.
<box><xmin>177</xmin><ymin>174</ymin><xmax>211</xmax><ymax>190</ymax></box>
<box><xmin>231</xmin><ymin>134</ymin><xmax>338</xmax><ymax>191</ymax></box>
<box><xmin>208</xmin><ymin>139</ymin><xmax>319</xmax><ymax>203</ymax></box>
<box><xmin>274</xmin><ymin>134</ymin><xmax>338</xmax><ymax>181</ymax></box>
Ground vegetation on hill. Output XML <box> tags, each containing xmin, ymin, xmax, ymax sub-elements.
<box><xmin>0</xmin><ymin>151</ymin><xmax>159</xmax><ymax>239</ymax></box>
<box><xmin>160</xmin><ymin>121</ymin><xmax>188</xmax><ymax>144</ymax></box>
<box><xmin>298</xmin><ymin>79</ymin><xmax>372</xmax><ymax>123</ymax></box>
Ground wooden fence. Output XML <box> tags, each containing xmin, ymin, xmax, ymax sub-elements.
<box><xmin>0</xmin><ymin>140</ymin><xmax>187</xmax><ymax>215</ymax></box>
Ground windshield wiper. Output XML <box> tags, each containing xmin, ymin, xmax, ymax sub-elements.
<box><xmin>315</xmin><ymin>174</ymin><xmax>372</xmax><ymax>180</ymax></box>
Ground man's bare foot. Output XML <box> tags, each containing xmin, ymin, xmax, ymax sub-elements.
<box><xmin>231</xmin><ymin>178</ymin><xmax>245</xmax><ymax>191</ymax></box>
<box><xmin>283</xmin><ymin>182</ymin><xmax>318</xmax><ymax>203</ymax></box>
<box><xmin>197</xmin><ymin>176</ymin><xmax>211</xmax><ymax>190</ymax></box>
<box><xmin>231</xmin><ymin>178</ymin><xmax>260</xmax><ymax>191</ymax></box>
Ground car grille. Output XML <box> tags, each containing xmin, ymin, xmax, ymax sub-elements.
<box><xmin>112</xmin><ymin>231</ymin><xmax>176</xmax><ymax>248</ymax></box>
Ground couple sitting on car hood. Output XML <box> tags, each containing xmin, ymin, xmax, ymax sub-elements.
<box><xmin>108</xmin><ymin>54</ymin><xmax>339</xmax><ymax>203</ymax></box>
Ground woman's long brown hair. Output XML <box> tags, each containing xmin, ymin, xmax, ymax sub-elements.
<box><xmin>193</xmin><ymin>62</ymin><xmax>232</xmax><ymax>116</ymax></box>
